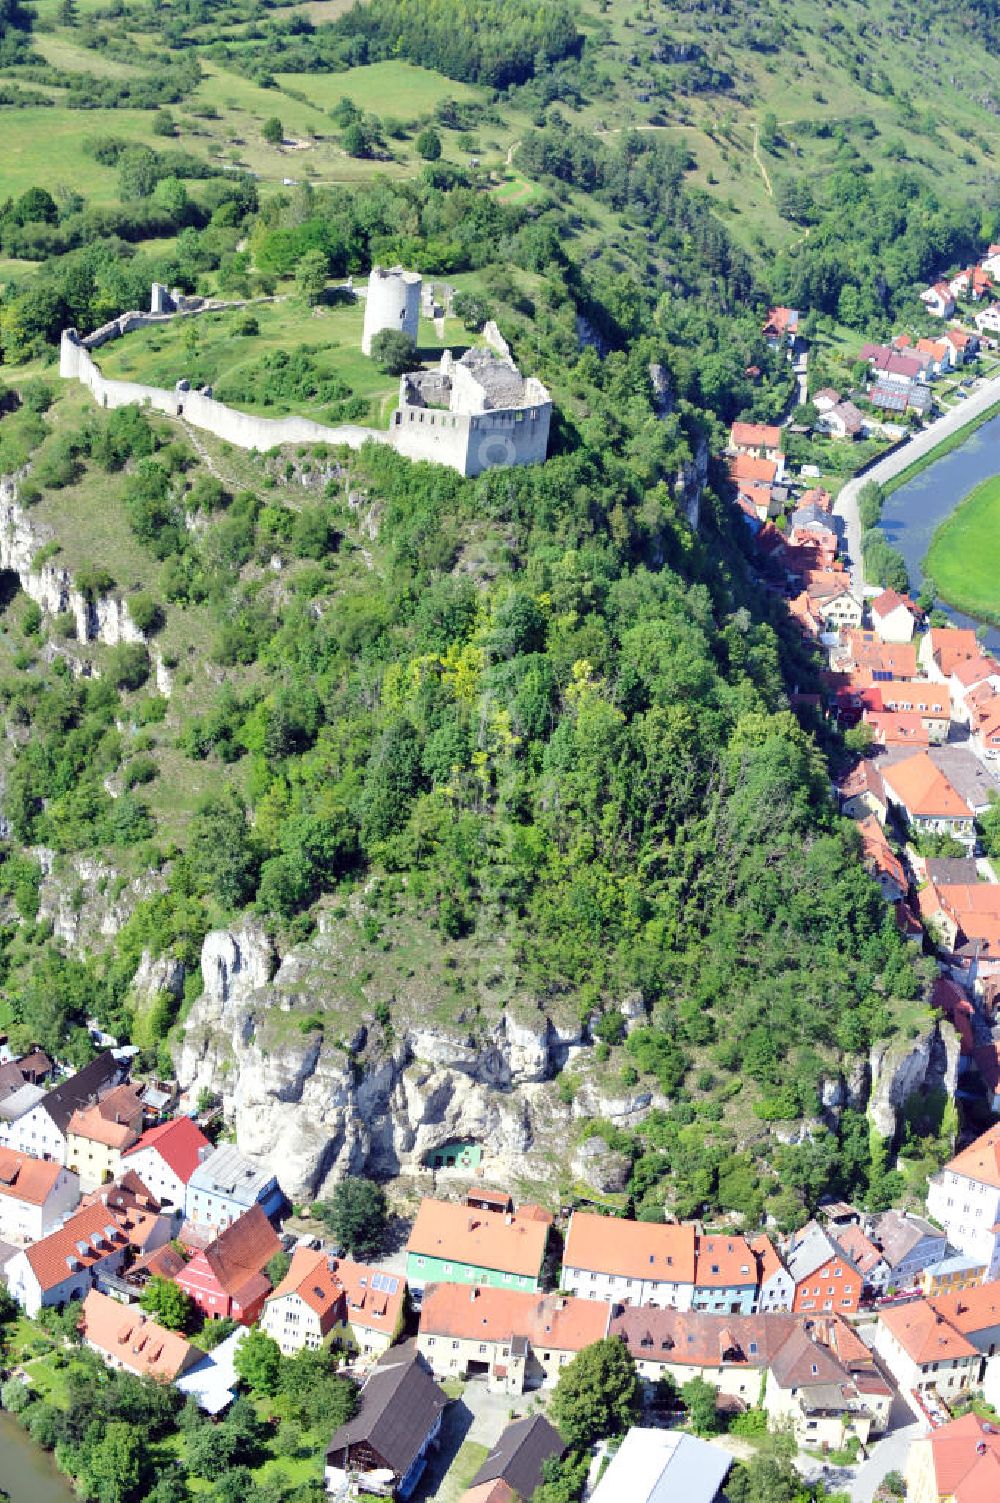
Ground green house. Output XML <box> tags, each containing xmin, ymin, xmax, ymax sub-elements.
<box><xmin>405</xmin><ymin>1196</ymin><xmax>548</xmax><ymax>1294</ymax></box>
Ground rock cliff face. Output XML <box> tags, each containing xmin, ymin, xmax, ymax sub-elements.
<box><xmin>0</xmin><ymin>473</ymin><xmax>144</xmax><ymax>645</ymax></box>
<box><xmin>174</xmin><ymin>920</ymin><xmax>587</xmax><ymax>1200</ymax></box>
<box><xmin>867</xmin><ymin>1019</ymin><xmax>960</xmax><ymax>1139</ymax></box>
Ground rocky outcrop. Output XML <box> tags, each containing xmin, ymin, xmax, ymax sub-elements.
<box><xmin>35</xmin><ymin>851</ymin><xmax>163</xmax><ymax>950</ymax></box>
<box><xmin>0</xmin><ymin>473</ymin><xmax>144</xmax><ymax>646</ymax></box>
<box><xmin>868</xmin><ymin>1018</ymin><xmax>961</xmax><ymax>1139</ymax></box>
<box><xmin>174</xmin><ymin>919</ymin><xmax>592</xmax><ymax>1199</ymax></box>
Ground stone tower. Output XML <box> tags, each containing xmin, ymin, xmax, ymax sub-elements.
<box><xmin>361</xmin><ymin>266</ymin><xmax>422</xmax><ymax>356</ymax></box>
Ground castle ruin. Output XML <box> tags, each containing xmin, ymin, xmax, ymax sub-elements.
<box><xmin>392</xmin><ymin>347</ymin><xmax>551</xmax><ymax>478</ymax></box>
<box><xmin>361</xmin><ymin>265</ymin><xmax>422</xmax><ymax>356</ymax></box>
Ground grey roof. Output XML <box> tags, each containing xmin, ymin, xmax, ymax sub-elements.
<box><xmin>0</xmin><ymin>1082</ymin><xmax>45</xmax><ymax>1122</ymax></box>
<box><xmin>785</xmin><ymin>1222</ymin><xmax>849</xmax><ymax>1283</ymax></box>
<box><xmin>39</xmin><ymin>1052</ymin><xmax>120</xmax><ymax>1135</ymax></box>
<box><xmin>923</xmin><ymin>1252</ymin><xmax>985</xmax><ymax>1277</ymax></box>
<box><xmin>870</xmin><ymin>1210</ymin><xmax>944</xmax><ymax>1268</ymax></box>
<box><xmin>590</xmin><ymin>1429</ymin><xmax>732</xmax><ymax>1503</ymax></box>
<box><xmin>469</xmin><ymin>1414</ymin><xmax>564</xmax><ymax>1498</ymax></box>
<box><xmin>926</xmin><ymin>859</ymin><xmax>982</xmax><ymax>886</ymax></box>
<box><xmin>187</xmin><ymin>1143</ymin><xmax>277</xmax><ymax>1206</ymax></box>
<box><xmin>326</xmin><ymin>1350</ymin><xmax>448</xmax><ymax>1480</ymax></box>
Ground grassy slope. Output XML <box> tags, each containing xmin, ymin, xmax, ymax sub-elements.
<box><xmin>924</xmin><ymin>473</ymin><xmax>1000</xmax><ymax>622</ymax></box>
<box><xmin>2</xmin><ymin>0</ymin><xmax>997</xmax><ymax>251</ymax></box>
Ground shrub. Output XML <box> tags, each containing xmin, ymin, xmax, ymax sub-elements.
<box><xmin>128</xmin><ymin>593</ymin><xmax>164</xmax><ymax>635</ymax></box>
<box><xmin>108</xmin><ymin>643</ymin><xmax>151</xmax><ymax>691</ymax></box>
<box><xmin>369</xmin><ymin>329</ymin><xmax>415</xmax><ymax>374</ymax></box>
<box><xmin>262</xmin><ymin>116</ymin><xmax>284</xmax><ymax>145</ymax></box>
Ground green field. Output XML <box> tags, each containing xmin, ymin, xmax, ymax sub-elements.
<box><xmin>275</xmin><ymin>60</ymin><xmax>481</xmax><ymax>121</ymax></box>
<box><xmin>924</xmin><ymin>473</ymin><xmax>1000</xmax><ymax>623</ymax></box>
<box><xmin>0</xmin><ymin>107</ymin><xmax>163</xmax><ymax>201</ymax></box>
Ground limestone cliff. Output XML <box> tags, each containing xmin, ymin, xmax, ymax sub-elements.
<box><xmin>867</xmin><ymin>1018</ymin><xmax>960</xmax><ymax>1139</ymax></box>
<box><xmin>174</xmin><ymin>918</ymin><xmax>589</xmax><ymax>1200</ymax></box>
<box><xmin>0</xmin><ymin>473</ymin><xmax>144</xmax><ymax>646</ymax></box>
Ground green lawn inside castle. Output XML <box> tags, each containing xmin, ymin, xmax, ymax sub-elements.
<box><xmin>97</xmin><ymin>296</ymin><xmax>462</xmax><ymax>432</ymax></box>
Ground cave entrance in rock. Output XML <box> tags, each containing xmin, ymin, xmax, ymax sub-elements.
<box><xmin>0</xmin><ymin>570</ymin><xmax>21</xmax><ymax>614</ymax></box>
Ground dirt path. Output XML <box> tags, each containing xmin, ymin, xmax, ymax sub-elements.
<box><xmin>751</xmin><ymin>123</ymin><xmax>773</xmax><ymax>196</ymax></box>
<box><xmin>505</xmin><ymin>139</ymin><xmax>520</xmax><ymax>166</ymax></box>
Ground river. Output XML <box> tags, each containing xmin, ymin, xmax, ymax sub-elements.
<box><xmin>0</xmin><ymin>1410</ymin><xmax>74</xmax><ymax>1503</ymax></box>
<box><xmin>877</xmin><ymin>410</ymin><xmax>1000</xmax><ymax>654</ymax></box>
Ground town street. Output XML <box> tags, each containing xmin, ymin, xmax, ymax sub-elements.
<box><xmin>834</xmin><ymin>369</ymin><xmax>1000</xmax><ymax>593</ymax></box>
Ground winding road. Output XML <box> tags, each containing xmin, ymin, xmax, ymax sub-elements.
<box><xmin>834</xmin><ymin>371</ymin><xmax>1000</xmax><ymax>594</ymax></box>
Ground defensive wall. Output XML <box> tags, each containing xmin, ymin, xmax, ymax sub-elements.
<box><xmin>58</xmin><ymin>287</ymin><xmax>551</xmax><ymax>476</ymax></box>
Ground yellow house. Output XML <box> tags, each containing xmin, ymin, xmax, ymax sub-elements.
<box><xmin>918</xmin><ymin>1254</ymin><xmax>988</xmax><ymax>1299</ymax></box>
<box><xmin>65</xmin><ymin>1084</ymin><xmax>144</xmax><ymax>1192</ymax></box>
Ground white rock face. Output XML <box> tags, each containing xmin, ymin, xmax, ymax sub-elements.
<box><xmin>0</xmin><ymin>473</ymin><xmax>144</xmax><ymax>645</ymax></box>
<box><xmin>175</xmin><ymin>921</ymin><xmax>587</xmax><ymax>1198</ymax></box>
<box><xmin>868</xmin><ymin>1020</ymin><xmax>960</xmax><ymax>1139</ymax></box>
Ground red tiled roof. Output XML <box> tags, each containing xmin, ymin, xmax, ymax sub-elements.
<box><xmin>24</xmin><ymin>1202</ymin><xmax>130</xmax><ymax>1292</ymax></box>
<box><xmin>927</xmin><ymin>1411</ymin><xmax>1000</xmax><ymax>1502</ymax></box>
<box><xmin>728</xmin><ymin>453</ymin><xmax>778</xmax><ymax>485</ymax></box>
<box><xmin>123</xmin><ymin>1116</ymin><xmax>211</xmax><ymax>1185</ymax></box>
<box><xmin>201</xmin><ymin>1204</ymin><xmax>280</xmax><ymax>1296</ymax></box>
<box><xmin>80</xmin><ymin>1289</ymin><xmax>201</xmax><ymax>1381</ymax></box>
<box><xmin>419</xmin><ymin>1284</ymin><xmax>610</xmax><ymax>1351</ymax></box>
<box><xmin>407</xmin><ymin>1199</ymin><xmax>549</xmax><ymax>1279</ymax></box>
<box><xmin>878</xmin><ymin>1298</ymin><xmax>977</xmax><ymax>1365</ymax></box>
<box><xmin>730</xmin><ymin>422</ymin><xmax>781</xmax><ymax>450</ymax></box>
<box><xmin>881</xmin><ymin>752</ymin><xmax>973</xmax><ymax>819</ymax></box>
<box><xmin>943</xmin><ymin>1124</ymin><xmax>1000</xmax><ymax>1190</ymax></box>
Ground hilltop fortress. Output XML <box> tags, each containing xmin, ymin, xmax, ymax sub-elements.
<box><xmin>59</xmin><ymin>267</ymin><xmax>551</xmax><ymax>480</ymax></box>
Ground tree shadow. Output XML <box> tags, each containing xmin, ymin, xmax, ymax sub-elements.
<box><xmin>412</xmin><ymin>1398</ymin><xmax>474</xmax><ymax>1500</ymax></box>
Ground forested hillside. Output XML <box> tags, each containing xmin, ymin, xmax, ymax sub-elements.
<box><xmin>0</xmin><ymin>0</ymin><xmax>978</xmax><ymax>1228</ymax></box>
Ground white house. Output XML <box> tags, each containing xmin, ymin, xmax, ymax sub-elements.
<box><xmin>0</xmin><ymin>1053</ymin><xmax>120</xmax><ymax>1165</ymax></box>
<box><xmin>975</xmin><ymin>305</ymin><xmax>1000</xmax><ymax>336</ymax></box>
<box><xmin>921</xmin><ymin>283</ymin><xmax>956</xmax><ymax>319</ymax></box>
<box><xmin>873</xmin><ymin>1299</ymin><xmax>980</xmax><ymax>1398</ymax></box>
<box><xmin>5</xmin><ymin>1202</ymin><xmax>131</xmax><ymax>1317</ymax></box>
<box><xmin>561</xmin><ymin>1211</ymin><xmax>696</xmax><ymax>1309</ymax></box>
<box><xmin>0</xmin><ymin>1147</ymin><xmax>79</xmax><ymax>1245</ymax></box>
<box><xmin>926</xmin><ymin>1124</ymin><xmax>1000</xmax><ymax>1280</ymax></box>
<box><xmin>121</xmin><ymin>1115</ymin><xmax>212</xmax><ymax>1213</ymax></box>
<box><xmin>751</xmin><ymin>1235</ymin><xmax>795</xmax><ymax>1312</ymax></box>
<box><xmin>184</xmin><ymin>1143</ymin><xmax>284</xmax><ymax>1231</ymax></box>
<box><xmin>869</xmin><ymin>589</ymin><xmax>916</xmax><ymax>644</ymax></box>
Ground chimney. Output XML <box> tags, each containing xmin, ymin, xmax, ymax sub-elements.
<box><xmin>470</xmin><ymin>1287</ymin><xmax>479</xmax><ymax>1301</ymax></box>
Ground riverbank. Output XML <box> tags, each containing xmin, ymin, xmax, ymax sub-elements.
<box><xmin>0</xmin><ymin>1409</ymin><xmax>75</xmax><ymax>1503</ymax></box>
<box><xmin>923</xmin><ymin>473</ymin><xmax>1000</xmax><ymax>624</ymax></box>
<box><xmin>881</xmin><ymin>397</ymin><xmax>1000</xmax><ymax>497</ymax></box>
<box><xmin>833</xmin><ymin>370</ymin><xmax>1000</xmax><ymax>595</ymax></box>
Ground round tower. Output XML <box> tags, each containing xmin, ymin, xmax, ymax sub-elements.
<box><xmin>362</xmin><ymin>266</ymin><xmax>422</xmax><ymax>356</ymax></box>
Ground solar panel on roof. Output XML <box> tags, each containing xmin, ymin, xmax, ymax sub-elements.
<box><xmin>370</xmin><ymin>1272</ymin><xmax>399</xmax><ymax>1295</ymax></box>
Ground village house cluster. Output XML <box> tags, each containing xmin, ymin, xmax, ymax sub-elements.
<box><xmin>10</xmin><ymin>1034</ymin><xmax>1000</xmax><ymax>1497</ymax></box>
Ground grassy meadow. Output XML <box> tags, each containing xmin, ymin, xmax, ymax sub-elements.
<box><xmin>924</xmin><ymin>473</ymin><xmax>1000</xmax><ymax>624</ymax></box>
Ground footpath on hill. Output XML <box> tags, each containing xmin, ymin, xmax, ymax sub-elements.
<box><xmin>834</xmin><ymin>370</ymin><xmax>1000</xmax><ymax>594</ymax></box>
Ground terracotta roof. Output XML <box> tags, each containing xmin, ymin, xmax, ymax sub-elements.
<box><xmin>420</xmin><ymin>1283</ymin><xmax>610</xmax><ymax>1351</ymax></box>
<box><xmin>834</xmin><ymin>1225</ymin><xmax>884</xmax><ymax>1279</ymax></box>
<box><xmin>930</xmin><ymin>627</ymin><xmax>981</xmax><ymax>677</ymax></box>
<box><xmin>0</xmin><ymin>1146</ymin><xmax>67</xmax><ymax>1205</ymax></box>
<box><xmin>516</xmin><ymin>1203</ymin><xmax>554</xmax><ymax>1225</ymax></box>
<box><xmin>130</xmin><ymin>1241</ymin><xmax>187</xmax><ymax>1282</ymax></box>
<box><xmin>564</xmin><ymin>1211</ymin><xmax>696</xmax><ymax>1283</ymax></box>
<box><xmin>879</xmin><ymin>681</ymin><xmax>950</xmax><ymax>717</ymax></box>
<box><xmin>67</xmin><ymin>1083</ymin><xmax>144</xmax><ymax>1149</ymax></box>
<box><xmin>931</xmin><ymin>976</ymin><xmax>976</xmax><ymax>1053</ymax></box>
<box><xmin>930</xmin><ymin>1281</ymin><xmax>1000</xmax><ymax>1335</ymax></box>
<box><xmin>750</xmin><ymin>1235</ymin><xmax>787</xmax><ymax>1285</ymax></box>
<box><xmin>123</xmin><ymin>1116</ymin><xmax>212</xmax><ymax>1184</ymax></box>
<box><xmin>459</xmin><ymin>1484</ymin><xmax>515</xmax><ymax>1503</ymax></box>
<box><xmin>730</xmin><ymin>422</ymin><xmax>781</xmax><ymax>450</ymax></box>
<box><xmin>408</xmin><ymin>1198</ymin><xmax>549</xmax><ymax>1279</ymax></box>
<box><xmin>80</xmin><ymin>1289</ymin><xmax>202</xmax><ymax>1381</ymax></box>
<box><xmin>880</xmin><ymin>752</ymin><xmax>973</xmax><ymax>819</ymax></box>
<box><xmin>23</xmin><ymin>1202</ymin><xmax>131</xmax><ymax>1292</ymax></box>
<box><xmin>727</xmin><ymin>453</ymin><xmax>778</xmax><ymax>485</ymax></box>
<box><xmin>337</xmin><ymin>1256</ymin><xmax>406</xmax><ymax>1337</ymax></box>
<box><xmin>866</xmin><ymin>711</ymin><xmax>928</xmax><ymax>748</ymax></box>
<box><xmin>928</xmin><ymin>1412</ymin><xmax>1000</xmax><ymax>1503</ymax></box>
<box><xmin>694</xmin><ymin>1235</ymin><xmax>757</xmax><ymax>1288</ymax></box>
<box><xmin>870</xmin><ymin>589</ymin><xmax>913</xmax><ymax>621</ymax></box>
<box><xmin>201</xmin><ymin>1204</ymin><xmax>281</xmax><ymax>1296</ymax></box>
<box><xmin>878</xmin><ymin>1298</ymin><xmax>977</xmax><ymax>1364</ymax></box>
<box><xmin>858</xmin><ymin>817</ymin><xmax>907</xmax><ymax>891</ymax></box>
<box><xmin>952</xmin><ymin>655</ymin><xmax>1000</xmax><ymax>689</ymax></box>
<box><xmin>269</xmin><ymin>1246</ymin><xmax>344</xmax><ymax>1324</ymax></box>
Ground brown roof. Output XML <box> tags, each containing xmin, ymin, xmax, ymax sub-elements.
<box><xmin>468</xmin><ymin>1415</ymin><xmax>564</xmax><ymax>1500</ymax></box>
<box><xmin>871</xmin><ymin>1209</ymin><xmax>943</xmax><ymax>1269</ymax></box>
<box><xmin>67</xmin><ymin>1084</ymin><xmax>144</xmax><ymax>1148</ymax></box>
<box><xmin>202</xmin><ymin>1204</ymin><xmax>281</xmax><ymax>1296</ymax></box>
<box><xmin>0</xmin><ymin>1147</ymin><xmax>68</xmax><ymax>1205</ymax></box>
<box><xmin>837</xmin><ymin>760</ymin><xmax>886</xmax><ymax>805</ymax></box>
<box><xmin>326</xmin><ymin>1349</ymin><xmax>448</xmax><ymax>1479</ymax></box>
<box><xmin>460</xmin><ymin>1485</ymin><xmax>515</xmax><ymax>1503</ymax></box>
<box><xmin>23</xmin><ymin>1202</ymin><xmax>131</xmax><ymax>1292</ymax></box>
<box><xmin>834</xmin><ymin>1224</ymin><xmax>885</xmax><ymax>1278</ymax></box>
<box><xmin>878</xmin><ymin>1298</ymin><xmax>978</xmax><ymax>1365</ymax></box>
<box><xmin>80</xmin><ymin>1289</ymin><xmax>202</xmax><ymax>1381</ymax></box>
<box><xmin>564</xmin><ymin>1211</ymin><xmax>696</xmax><ymax>1283</ymax></box>
<box><xmin>612</xmin><ymin>1305</ymin><xmax>797</xmax><ymax>1368</ymax></box>
<box><xmin>407</xmin><ymin>1198</ymin><xmax>549</xmax><ymax>1279</ymax></box>
<box><xmin>419</xmin><ymin>1283</ymin><xmax>610</xmax><ymax>1352</ymax></box>
<box><xmin>130</xmin><ymin>1241</ymin><xmax>187</xmax><ymax>1282</ymax></box>
<box><xmin>39</xmin><ymin>1053</ymin><xmax>120</xmax><ymax>1135</ymax></box>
